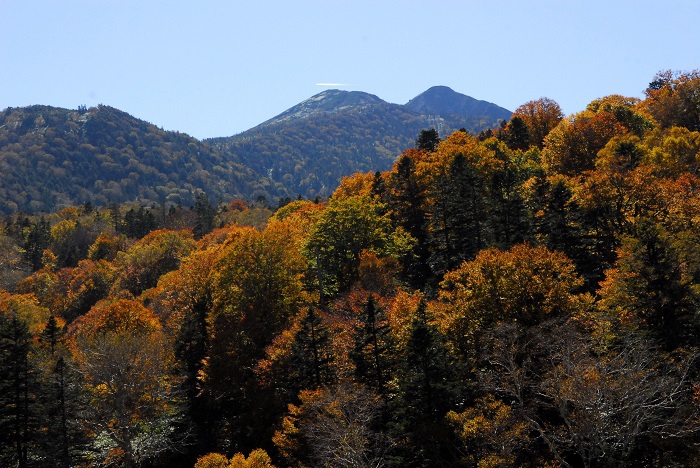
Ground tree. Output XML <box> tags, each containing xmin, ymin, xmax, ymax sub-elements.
<box><xmin>255</xmin><ymin>305</ymin><xmax>337</xmax><ymax>439</ymax></box>
<box><xmin>144</xmin><ymin>245</ymin><xmax>223</xmax><ymax>460</ymax></box>
<box><xmin>68</xmin><ymin>299</ymin><xmax>182</xmax><ymax>467</ymax></box>
<box><xmin>349</xmin><ymin>295</ymin><xmax>395</xmax><ymax>398</ymax></box>
<box><xmin>195</xmin><ymin>449</ymin><xmax>276</xmax><ymax>468</ymax></box>
<box><xmin>415</xmin><ymin>128</ymin><xmax>440</xmax><ymax>152</ymax></box>
<box><xmin>392</xmin><ymin>299</ymin><xmax>457</xmax><ymax>466</ymax></box>
<box><xmin>120</xmin><ymin>206</ymin><xmax>157</xmax><ymax>239</ymax></box>
<box><xmin>487</xmin><ymin>146</ymin><xmax>531</xmax><ymax>249</ymax></box>
<box><xmin>88</xmin><ymin>232</ymin><xmax>124</xmax><ymax>261</ymax></box>
<box><xmin>0</xmin><ymin>227</ymin><xmax>29</xmax><ymax>291</ymax></box>
<box><xmin>586</xmin><ymin>95</ymin><xmax>654</xmax><ymax>137</ymax></box>
<box><xmin>512</xmin><ymin>97</ymin><xmax>564</xmax><ymax>148</ymax></box>
<box><xmin>641</xmin><ymin>126</ymin><xmax>700</xmax><ymax>177</ymax></box>
<box><xmin>0</xmin><ymin>309</ymin><xmax>37</xmax><ymax>468</ymax></box>
<box><xmin>204</xmin><ymin>222</ymin><xmax>308</xmax><ymax>450</ymax></box>
<box><xmin>193</xmin><ymin>191</ymin><xmax>217</xmax><ymax>239</ymax></box>
<box><xmin>597</xmin><ymin>220</ymin><xmax>699</xmax><ymax>350</ymax></box>
<box><xmin>642</xmin><ymin>69</ymin><xmax>700</xmax><ymax>131</ymax></box>
<box><xmin>470</xmin><ymin>318</ymin><xmax>700</xmax><ymax>468</ymax></box>
<box><xmin>49</xmin><ymin>259</ymin><xmax>117</xmax><ymax>323</ymax></box>
<box><xmin>50</xmin><ymin>217</ymin><xmax>105</xmax><ymax>269</ymax></box>
<box><xmin>304</xmin><ymin>195</ymin><xmax>407</xmax><ymax>302</ymax></box>
<box><xmin>524</xmin><ymin>173</ymin><xmax>600</xmax><ymax>289</ymax></box>
<box><xmin>195</xmin><ymin>452</ymin><xmax>229</xmax><ymax>468</ymax></box>
<box><xmin>437</xmin><ymin>244</ymin><xmax>588</xmax><ymax>360</ymax></box>
<box><xmin>291</xmin><ymin>307</ymin><xmax>335</xmax><ymax>389</ymax></box>
<box><xmin>428</xmin><ymin>152</ymin><xmax>488</xmax><ymax>278</ymax></box>
<box><xmin>536</xmin><ymin>330</ymin><xmax>699</xmax><ymax>468</ymax></box>
<box><xmin>370</xmin><ymin>171</ymin><xmax>388</xmax><ymax>205</ymax></box>
<box><xmin>22</xmin><ymin>217</ymin><xmax>51</xmax><ymax>271</ymax></box>
<box><xmin>542</xmin><ymin>111</ymin><xmax>627</xmax><ymax>176</ymax></box>
<box><xmin>501</xmin><ymin>116</ymin><xmax>531</xmax><ymax>151</ymax></box>
<box><xmin>447</xmin><ymin>394</ymin><xmax>529</xmax><ymax>467</ymax></box>
<box><xmin>389</xmin><ymin>151</ymin><xmax>430</xmax><ymax>289</ymax></box>
<box><xmin>273</xmin><ymin>382</ymin><xmax>391</xmax><ymax>468</ymax></box>
<box><xmin>30</xmin><ymin>313</ymin><xmax>89</xmax><ymax>468</ymax></box>
<box><xmin>111</xmin><ymin>229</ymin><xmax>196</xmax><ymax>296</ymax></box>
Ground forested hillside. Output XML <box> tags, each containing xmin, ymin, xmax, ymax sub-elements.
<box><xmin>1</xmin><ymin>70</ymin><xmax>699</xmax><ymax>468</ymax></box>
<box><xmin>208</xmin><ymin>88</ymin><xmax>509</xmax><ymax>199</ymax></box>
<box><xmin>0</xmin><ymin>88</ymin><xmax>509</xmax><ymax>215</ymax></box>
<box><xmin>0</xmin><ymin>105</ymin><xmax>276</xmax><ymax>215</ymax></box>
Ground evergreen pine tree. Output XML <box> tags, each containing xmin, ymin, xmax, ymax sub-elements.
<box><xmin>620</xmin><ymin>220</ymin><xmax>699</xmax><ymax>350</ymax></box>
<box><xmin>429</xmin><ymin>153</ymin><xmax>488</xmax><ymax>278</ymax></box>
<box><xmin>392</xmin><ymin>300</ymin><xmax>458</xmax><ymax>467</ymax></box>
<box><xmin>289</xmin><ymin>306</ymin><xmax>334</xmax><ymax>390</ymax></box>
<box><xmin>109</xmin><ymin>203</ymin><xmax>123</xmax><ymax>233</ymax></box>
<box><xmin>371</xmin><ymin>171</ymin><xmax>388</xmax><ymax>206</ymax></box>
<box><xmin>0</xmin><ymin>312</ymin><xmax>37</xmax><ymax>468</ymax></box>
<box><xmin>349</xmin><ymin>296</ymin><xmax>395</xmax><ymax>399</ymax></box>
<box><xmin>488</xmin><ymin>161</ymin><xmax>530</xmax><ymax>249</ymax></box>
<box><xmin>193</xmin><ymin>192</ymin><xmax>217</xmax><ymax>239</ymax></box>
<box><xmin>34</xmin><ymin>315</ymin><xmax>87</xmax><ymax>468</ymax></box>
<box><xmin>502</xmin><ymin>116</ymin><xmax>531</xmax><ymax>151</ymax></box>
<box><xmin>415</xmin><ymin>128</ymin><xmax>440</xmax><ymax>152</ymax></box>
<box><xmin>390</xmin><ymin>154</ymin><xmax>431</xmax><ymax>290</ymax></box>
<box><xmin>174</xmin><ymin>297</ymin><xmax>216</xmax><ymax>460</ymax></box>
<box><xmin>23</xmin><ymin>217</ymin><xmax>51</xmax><ymax>271</ymax></box>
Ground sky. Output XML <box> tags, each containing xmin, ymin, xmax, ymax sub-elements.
<box><xmin>3</xmin><ymin>0</ymin><xmax>700</xmax><ymax>140</ymax></box>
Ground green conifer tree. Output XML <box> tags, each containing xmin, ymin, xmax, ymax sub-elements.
<box><xmin>23</xmin><ymin>217</ymin><xmax>51</xmax><ymax>271</ymax></box>
<box><xmin>289</xmin><ymin>306</ymin><xmax>334</xmax><ymax>390</ymax></box>
<box><xmin>429</xmin><ymin>153</ymin><xmax>488</xmax><ymax>278</ymax></box>
<box><xmin>0</xmin><ymin>312</ymin><xmax>37</xmax><ymax>468</ymax></box>
<box><xmin>392</xmin><ymin>300</ymin><xmax>458</xmax><ymax>467</ymax></box>
<box><xmin>349</xmin><ymin>296</ymin><xmax>395</xmax><ymax>399</ymax></box>
<box><xmin>390</xmin><ymin>154</ymin><xmax>430</xmax><ymax>289</ymax></box>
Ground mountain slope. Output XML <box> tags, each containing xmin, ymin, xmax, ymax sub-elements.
<box><xmin>210</xmin><ymin>88</ymin><xmax>510</xmax><ymax>198</ymax></box>
<box><xmin>253</xmin><ymin>89</ymin><xmax>385</xmax><ymax>130</ymax></box>
<box><xmin>0</xmin><ymin>105</ymin><xmax>272</xmax><ymax>215</ymax></box>
<box><xmin>0</xmin><ymin>87</ymin><xmax>512</xmax><ymax>214</ymax></box>
<box><xmin>404</xmin><ymin>85</ymin><xmax>512</xmax><ymax>121</ymax></box>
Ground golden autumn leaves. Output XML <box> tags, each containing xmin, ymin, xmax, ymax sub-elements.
<box><xmin>2</xmin><ymin>69</ymin><xmax>700</xmax><ymax>467</ymax></box>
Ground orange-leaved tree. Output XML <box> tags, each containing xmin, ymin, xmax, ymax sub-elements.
<box><xmin>195</xmin><ymin>449</ymin><xmax>276</xmax><ymax>468</ymax></box>
<box><xmin>511</xmin><ymin>97</ymin><xmax>564</xmax><ymax>149</ymax></box>
<box><xmin>437</xmin><ymin>243</ymin><xmax>589</xmax><ymax>358</ymax></box>
<box><xmin>202</xmin><ymin>220</ymin><xmax>309</xmax><ymax>446</ymax></box>
<box><xmin>68</xmin><ymin>298</ymin><xmax>180</xmax><ymax>467</ymax></box>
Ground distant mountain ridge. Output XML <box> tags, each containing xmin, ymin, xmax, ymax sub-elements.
<box><xmin>253</xmin><ymin>90</ymin><xmax>385</xmax><ymax>130</ymax></box>
<box><xmin>0</xmin><ymin>105</ymin><xmax>270</xmax><ymax>215</ymax></box>
<box><xmin>241</xmin><ymin>86</ymin><xmax>510</xmax><ymax>135</ymax></box>
<box><xmin>0</xmin><ymin>86</ymin><xmax>511</xmax><ymax>214</ymax></box>
<box><xmin>404</xmin><ymin>85</ymin><xmax>512</xmax><ymax>121</ymax></box>
<box><xmin>208</xmin><ymin>86</ymin><xmax>511</xmax><ymax>198</ymax></box>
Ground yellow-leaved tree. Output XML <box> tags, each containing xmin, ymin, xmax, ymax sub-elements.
<box><xmin>68</xmin><ymin>298</ymin><xmax>180</xmax><ymax>467</ymax></box>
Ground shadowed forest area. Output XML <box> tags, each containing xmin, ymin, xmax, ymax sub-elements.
<box><xmin>1</xmin><ymin>70</ymin><xmax>700</xmax><ymax>467</ymax></box>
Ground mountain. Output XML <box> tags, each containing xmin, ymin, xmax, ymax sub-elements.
<box><xmin>0</xmin><ymin>87</ymin><xmax>511</xmax><ymax>214</ymax></box>
<box><xmin>209</xmin><ymin>87</ymin><xmax>511</xmax><ymax>199</ymax></box>
<box><xmin>404</xmin><ymin>85</ymin><xmax>512</xmax><ymax>121</ymax></box>
<box><xmin>0</xmin><ymin>105</ymin><xmax>273</xmax><ymax>215</ymax></box>
<box><xmin>253</xmin><ymin>89</ymin><xmax>385</xmax><ymax>130</ymax></box>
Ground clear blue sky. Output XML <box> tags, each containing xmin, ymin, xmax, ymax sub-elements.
<box><xmin>3</xmin><ymin>0</ymin><xmax>699</xmax><ymax>140</ymax></box>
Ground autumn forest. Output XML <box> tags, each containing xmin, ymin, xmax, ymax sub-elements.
<box><xmin>1</xmin><ymin>70</ymin><xmax>700</xmax><ymax>467</ymax></box>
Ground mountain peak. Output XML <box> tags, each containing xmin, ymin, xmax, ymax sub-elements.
<box><xmin>405</xmin><ymin>86</ymin><xmax>512</xmax><ymax>121</ymax></box>
<box><xmin>255</xmin><ymin>89</ymin><xmax>385</xmax><ymax>129</ymax></box>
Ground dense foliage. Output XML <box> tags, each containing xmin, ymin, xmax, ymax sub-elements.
<box><xmin>0</xmin><ymin>105</ymin><xmax>268</xmax><ymax>215</ymax></box>
<box><xmin>0</xmin><ymin>89</ymin><xmax>508</xmax><ymax>216</ymax></box>
<box><xmin>207</xmin><ymin>90</ymin><xmax>508</xmax><ymax>200</ymax></box>
<box><xmin>1</xmin><ymin>70</ymin><xmax>699</xmax><ymax>467</ymax></box>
